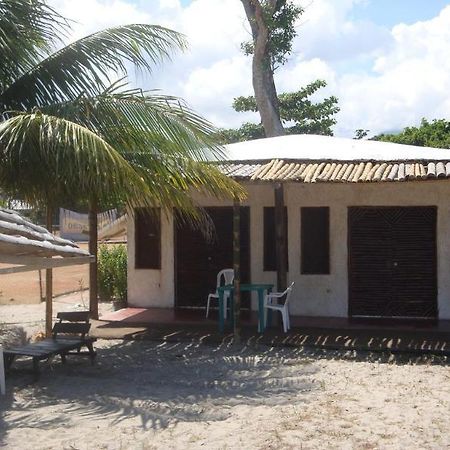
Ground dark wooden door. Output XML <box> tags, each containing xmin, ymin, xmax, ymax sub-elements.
<box><xmin>348</xmin><ymin>207</ymin><xmax>437</xmax><ymax>319</ymax></box>
<box><xmin>175</xmin><ymin>207</ymin><xmax>250</xmax><ymax>309</ymax></box>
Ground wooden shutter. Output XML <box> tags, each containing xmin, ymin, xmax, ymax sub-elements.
<box><xmin>348</xmin><ymin>207</ymin><xmax>437</xmax><ymax>318</ymax></box>
<box><xmin>263</xmin><ymin>207</ymin><xmax>288</xmax><ymax>271</ymax></box>
<box><xmin>135</xmin><ymin>208</ymin><xmax>161</xmax><ymax>269</ymax></box>
<box><xmin>301</xmin><ymin>207</ymin><xmax>330</xmax><ymax>274</ymax></box>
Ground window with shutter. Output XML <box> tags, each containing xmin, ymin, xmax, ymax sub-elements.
<box><xmin>135</xmin><ymin>208</ymin><xmax>161</xmax><ymax>269</ymax></box>
<box><xmin>301</xmin><ymin>207</ymin><xmax>330</xmax><ymax>274</ymax></box>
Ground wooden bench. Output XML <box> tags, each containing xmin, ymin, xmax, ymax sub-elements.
<box><xmin>3</xmin><ymin>311</ymin><xmax>96</xmax><ymax>380</ymax></box>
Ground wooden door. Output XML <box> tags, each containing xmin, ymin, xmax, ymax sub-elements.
<box><xmin>175</xmin><ymin>207</ymin><xmax>250</xmax><ymax>309</ymax></box>
<box><xmin>348</xmin><ymin>207</ymin><xmax>437</xmax><ymax>319</ymax></box>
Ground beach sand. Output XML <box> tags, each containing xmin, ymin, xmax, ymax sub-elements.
<box><xmin>1</xmin><ymin>300</ymin><xmax>450</xmax><ymax>449</ymax></box>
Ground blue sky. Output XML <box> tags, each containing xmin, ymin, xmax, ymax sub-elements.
<box><xmin>351</xmin><ymin>0</ymin><xmax>450</xmax><ymax>26</ymax></box>
<box><xmin>157</xmin><ymin>0</ymin><xmax>450</xmax><ymax>25</ymax></box>
<box><xmin>170</xmin><ymin>0</ymin><xmax>450</xmax><ymax>27</ymax></box>
<box><xmin>51</xmin><ymin>0</ymin><xmax>450</xmax><ymax>137</ymax></box>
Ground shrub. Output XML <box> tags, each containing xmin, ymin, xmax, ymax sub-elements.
<box><xmin>98</xmin><ymin>244</ymin><xmax>127</xmax><ymax>302</ymax></box>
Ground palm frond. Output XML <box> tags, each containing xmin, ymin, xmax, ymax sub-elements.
<box><xmin>0</xmin><ymin>112</ymin><xmax>152</xmax><ymax>208</ymax></box>
<box><xmin>128</xmin><ymin>151</ymin><xmax>246</xmax><ymax>202</ymax></box>
<box><xmin>45</xmin><ymin>87</ymin><xmax>223</xmax><ymax>161</ymax></box>
<box><xmin>44</xmin><ymin>90</ymin><xmax>246</xmax><ymax>199</ymax></box>
<box><xmin>1</xmin><ymin>24</ymin><xmax>186</xmax><ymax>110</ymax></box>
<box><xmin>0</xmin><ymin>0</ymin><xmax>68</xmax><ymax>92</ymax></box>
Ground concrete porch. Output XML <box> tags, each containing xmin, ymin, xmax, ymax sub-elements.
<box><xmin>94</xmin><ymin>307</ymin><xmax>450</xmax><ymax>356</ymax></box>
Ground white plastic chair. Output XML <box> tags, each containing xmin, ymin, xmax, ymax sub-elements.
<box><xmin>264</xmin><ymin>282</ymin><xmax>295</xmax><ymax>333</ymax></box>
<box><xmin>206</xmin><ymin>268</ymin><xmax>234</xmax><ymax>319</ymax></box>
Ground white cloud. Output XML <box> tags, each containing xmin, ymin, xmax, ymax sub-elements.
<box><xmin>47</xmin><ymin>0</ymin><xmax>450</xmax><ymax>138</ymax></box>
<box><xmin>334</xmin><ymin>5</ymin><xmax>450</xmax><ymax>136</ymax></box>
<box><xmin>49</xmin><ymin>0</ymin><xmax>151</xmax><ymax>42</ymax></box>
<box><xmin>182</xmin><ymin>55</ymin><xmax>254</xmax><ymax>127</ymax></box>
<box><xmin>276</xmin><ymin>57</ymin><xmax>337</xmax><ymax>93</ymax></box>
<box><xmin>297</xmin><ymin>0</ymin><xmax>391</xmax><ymax>62</ymax></box>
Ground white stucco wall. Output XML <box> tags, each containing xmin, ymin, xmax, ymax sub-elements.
<box><xmin>127</xmin><ymin>213</ymin><xmax>175</xmax><ymax>308</ymax></box>
<box><xmin>128</xmin><ymin>180</ymin><xmax>450</xmax><ymax>319</ymax></box>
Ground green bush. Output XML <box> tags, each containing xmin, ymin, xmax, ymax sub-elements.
<box><xmin>98</xmin><ymin>244</ymin><xmax>127</xmax><ymax>302</ymax></box>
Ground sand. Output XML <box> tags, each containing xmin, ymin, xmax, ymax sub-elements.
<box><xmin>1</xmin><ymin>300</ymin><xmax>450</xmax><ymax>449</ymax></box>
<box><xmin>0</xmin><ymin>243</ymin><xmax>91</xmax><ymax>305</ymax></box>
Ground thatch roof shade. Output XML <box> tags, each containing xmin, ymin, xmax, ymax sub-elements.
<box><xmin>0</xmin><ymin>208</ymin><xmax>93</xmax><ymax>274</ymax></box>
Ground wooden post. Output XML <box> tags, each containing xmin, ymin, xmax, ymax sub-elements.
<box><xmin>233</xmin><ymin>198</ymin><xmax>241</xmax><ymax>343</ymax></box>
<box><xmin>0</xmin><ymin>345</ymin><xmax>5</xmax><ymax>395</ymax></box>
<box><xmin>38</xmin><ymin>270</ymin><xmax>43</xmax><ymax>302</ymax></box>
<box><xmin>274</xmin><ymin>183</ymin><xmax>287</xmax><ymax>292</ymax></box>
<box><xmin>45</xmin><ymin>206</ymin><xmax>53</xmax><ymax>337</ymax></box>
<box><xmin>89</xmin><ymin>200</ymin><xmax>98</xmax><ymax>319</ymax></box>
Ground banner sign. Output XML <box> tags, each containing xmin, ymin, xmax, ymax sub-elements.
<box><xmin>59</xmin><ymin>208</ymin><xmax>117</xmax><ymax>241</ymax></box>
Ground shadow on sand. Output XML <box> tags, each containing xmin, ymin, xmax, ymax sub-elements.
<box><xmin>0</xmin><ymin>332</ymin><xmax>448</xmax><ymax>444</ymax></box>
<box><xmin>1</xmin><ymin>338</ymin><xmax>317</xmax><ymax>438</ymax></box>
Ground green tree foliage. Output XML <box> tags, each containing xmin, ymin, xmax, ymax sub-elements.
<box><xmin>218</xmin><ymin>80</ymin><xmax>339</xmax><ymax>144</ymax></box>
<box><xmin>239</xmin><ymin>0</ymin><xmax>304</xmax><ymax>136</ymax></box>
<box><xmin>98</xmin><ymin>244</ymin><xmax>127</xmax><ymax>301</ymax></box>
<box><xmin>236</xmin><ymin>2</ymin><xmax>339</xmax><ymax>143</ymax></box>
<box><xmin>354</xmin><ymin>129</ymin><xmax>369</xmax><ymax>140</ymax></box>
<box><xmin>0</xmin><ymin>0</ymin><xmax>245</xmax><ymax>317</ymax></box>
<box><xmin>241</xmin><ymin>1</ymin><xmax>303</xmax><ymax>70</ymax></box>
<box><xmin>0</xmin><ymin>0</ymin><xmax>245</xmax><ymax>219</ymax></box>
<box><xmin>0</xmin><ymin>0</ymin><xmax>244</xmax><ymax>208</ymax></box>
<box><xmin>374</xmin><ymin>119</ymin><xmax>450</xmax><ymax>148</ymax></box>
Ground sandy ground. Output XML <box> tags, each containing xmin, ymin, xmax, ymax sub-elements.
<box><xmin>0</xmin><ymin>242</ymin><xmax>125</xmax><ymax>304</ymax></box>
<box><xmin>0</xmin><ymin>243</ymin><xmax>90</xmax><ymax>305</ymax></box>
<box><xmin>1</xmin><ymin>299</ymin><xmax>450</xmax><ymax>449</ymax></box>
<box><xmin>0</xmin><ymin>291</ymin><xmax>113</xmax><ymax>340</ymax></box>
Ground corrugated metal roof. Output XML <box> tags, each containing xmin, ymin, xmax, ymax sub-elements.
<box><xmin>218</xmin><ymin>159</ymin><xmax>450</xmax><ymax>183</ymax></box>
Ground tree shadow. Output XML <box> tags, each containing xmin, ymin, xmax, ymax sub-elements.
<box><xmin>0</xmin><ymin>339</ymin><xmax>318</xmax><ymax>437</ymax></box>
<box><xmin>1</xmin><ymin>331</ymin><xmax>448</xmax><ymax>445</ymax></box>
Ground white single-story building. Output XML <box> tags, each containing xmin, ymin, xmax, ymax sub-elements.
<box><xmin>127</xmin><ymin>134</ymin><xmax>450</xmax><ymax>321</ymax></box>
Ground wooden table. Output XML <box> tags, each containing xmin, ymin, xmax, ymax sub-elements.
<box><xmin>217</xmin><ymin>283</ymin><xmax>274</xmax><ymax>333</ymax></box>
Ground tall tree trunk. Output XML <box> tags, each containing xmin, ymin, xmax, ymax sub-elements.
<box><xmin>274</xmin><ymin>183</ymin><xmax>287</xmax><ymax>292</ymax></box>
<box><xmin>89</xmin><ymin>199</ymin><xmax>98</xmax><ymax>319</ymax></box>
<box><xmin>45</xmin><ymin>206</ymin><xmax>53</xmax><ymax>337</ymax></box>
<box><xmin>233</xmin><ymin>199</ymin><xmax>241</xmax><ymax>343</ymax></box>
<box><xmin>241</xmin><ymin>0</ymin><xmax>285</xmax><ymax>137</ymax></box>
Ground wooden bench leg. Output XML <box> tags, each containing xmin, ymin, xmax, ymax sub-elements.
<box><xmin>32</xmin><ymin>358</ymin><xmax>40</xmax><ymax>381</ymax></box>
<box><xmin>4</xmin><ymin>354</ymin><xmax>15</xmax><ymax>372</ymax></box>
<box><xmin>87</xmin><ymin>343</ymin><xmax>96</xmax><ymax>365</ymax></box>
<box><xmin>0</xmin><ymin>348</ymin><xmax>5</xmax><ymax>395</ymax></box>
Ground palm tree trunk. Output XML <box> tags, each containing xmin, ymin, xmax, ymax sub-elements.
<box><xmin>45</xmin><ymin>205</ymin><xmax>53</xmax><ymax>337</ymax></box>
<box><xmin>233</xmin><ymin>198</ymin><xmax>241</xmax><ymax>343</ymax></box>
<box><xmin>89</xmin><ymin>199</ymin><xmax>99</xmax><ymax>319</ymax></box>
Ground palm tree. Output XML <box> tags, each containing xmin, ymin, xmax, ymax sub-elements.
<box><xmin>0</xmin><ymin>0</ymin><xmax>245</xmax><ymax>330</ymax></box>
